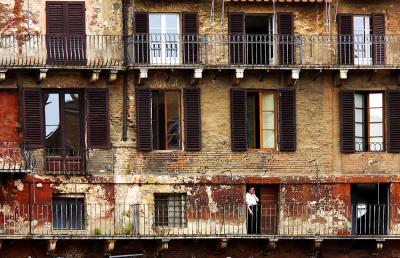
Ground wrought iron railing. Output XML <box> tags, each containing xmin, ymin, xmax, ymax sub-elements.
<box><xmin>44</xmin><ymin>148</ymin><xmax>86</xmax><ymax>175</ymax></box>
<box><xmin>0</xmin><ymin>203</ymin><xmax>397</xmax><ymax>238</ymax></box>
<box><xmin>0</xmin><ymin>142</ymin><xmax>34</xmax><ymax>172</ymax></box>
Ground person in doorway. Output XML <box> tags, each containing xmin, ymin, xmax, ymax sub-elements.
<box><xmin>246</xmin><ymin>187</ymin><xmax>259</xmax><ymax>234</ymax></box>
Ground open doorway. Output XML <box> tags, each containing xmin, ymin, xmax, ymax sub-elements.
<box><xmin>351</xmin><ymin>184</ymin><xmax>388</xmax><ymax>235</ymax></box>
<box><xmin>245</xmin><ymin>15</ymin><xmax>274</xmax><ymax>65</ymax></box>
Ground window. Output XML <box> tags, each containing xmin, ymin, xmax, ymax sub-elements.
<box><xmin>246</xmin><ymin>91</ymin><xmax>276</xmax><ymax>149</ymax></box>
<box><xmin>52</xmin><ymin>196</ymin><xmax>85</xmax><ymax>230</ymax></box>
<box><xmin>154</xmin><ymin>193</ymin><xmax>187</xmax><ymax>227</ymax></box>
<box><xmin>353</xmin><ymin>15</ymin><xmax>372</xmax><ymax>65</ymax></box>
<box><xmin>355</xmin><ymin>92</ymin><xmax>384</xmax><ymax>152</ymax></box>
<box><xmin>151</xmin><ymin>90</ymin><xmax>181</xmax><ymax>150</ymax></box>
<box><xmin>149</xmin><ymin>13</ymin><xmax>180</xmax><ymax>64</ymax></box>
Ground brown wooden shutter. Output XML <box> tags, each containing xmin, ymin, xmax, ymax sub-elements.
<box><xmin>182</xmin><ymin>12</ymin><xmax>199</xmax><ymax>64</ymax></box>
<box><xmin>279</xmin><ymin>88</ymin><xmax>296</xmax><ymax>152</ymax></box>
<box><xmin>228</xmin><ymin>12</ymin><xmax>244</xmax><ymax>64</ymax></box>
<box><xmin>231</xmin><ymin>88</ymin><xmax>247</xmax><ymax>151</ymax></box>
<box><xmin>277</xmin><ymin>12</ymin><xmax>294</xmax><ymax>65</ymax></box>
<box><xmin>340</xmin><ymin>90</ymin><xmax>355</xmax><ymax>153</ymax></box>
<box><xmin>184</xmin><ymin>88</ymin><xmax>201</xmax><ymax>151</ymax></box>
<box><xmin>66</xmin><ymin>2</ymin><xmax>86</xmax><ymax>64</ymax></box>
<box><xmin>23</xmin><ymin>89</ymin><xmax>44</xmax><ymax>148</ymax></box>
<box><xmin>387</xmin><ymin>90</ymin><xmax>400</xmax><ymax>153</ymax></box>
<box><xmin>372</xmin><ymin>13</ymin><xmax>385</xmax><ymax>65</ymax></box>
<box><xmin>87</xmin><ymin>89</ymin><xmax>110</xmax><ymax>149</ymax></box>
<box><xmin>136</xmin><ymin>88</ymin><xmax>152</xmax><ymax>150</ymax></box>
<box><xmin>134</xmin><ymin>12</ymin><xmax>149</xmax><ymax>64</ymax></box>
<box><xmin>337</xmin><ymin>14</ymin><xmax>354</xmax><ymax>65</ymax></box>
<box><xmin>46</xmin><ymin>2</ymin><xmax>66</xmax><ymax>64</ymax></box>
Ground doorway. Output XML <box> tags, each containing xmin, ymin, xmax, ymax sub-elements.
<box><xmin>245</xmin><ymin>15</ymin><xmax>274</xmax><ymax>65</ymax></box>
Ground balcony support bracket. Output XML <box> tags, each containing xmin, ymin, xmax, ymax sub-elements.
<box><xmin>264</xmin><ymin>239</ymin><xmax>278</xmax><ymax>256</ymax></box>
<box><xmin>334</xmin><ymin>71</ymin><xmax>344</xmax><ymax>87</ymax></box>
<box><xmin>90</xmin><ymin>70</ymin><xmax>101</xmax><ymax>84</ymax></box>
<box><xmin>218</xmin><ymin>238</ymin><xmax>229</xmax><ymax>250</ymax></box>
<box><xmin>139</xmin><ymin>68</ymin><xmax>148</xmax><ymax>85</ymax></box>
<box><xmin>156</xmin><ymin>239</ymin><xmax>169</xmax><ymax>256</ymax></box>
<box><xmin>47</xmin><ymin>239</ymin><xmax>57</xmax><ymax>254</ymax></box>
<box><xmin>340</xmin><ymin>69</ymin><xmax>349</xmax><ymax>80</ymax></box>
<box><xmin>0</xmin><ymin>70</ymin><xmax>6</xmax><ymax>82</ymax></box>
<box><xmin>374</xmin><ymin>240</ymin><xmax>384</xmax><ymax>256</ymax></box>
<box><xmin>37</xmin><ymin>69</ymin><xmax>48</xmax><ymax>83</ymax></box>
<box><xmin>104</xmin><ymin>240</ymin><xmax>116</xmax><ymax>255</ymax></box>
<box><xmin>310</xmin><ymin>239</ymin><xmax>323</xmax><ymax>257</ymax></box>
<box><xmin>108</xmin><ymin>70</ymin><xmax>119</xmax><ymax>83</ymax></box>
<box><xmin>233</xmin><ymin>69</ymin><xmax>244</xmax><ymax>85</ymax></box>
<box><xmin>292</xmin><ymin>69</ymin><xmax>301</xmax><ymax>80</ymax></box>
<box><xmin>191</xmin><ymin>68</ymin><xmax>203</xmax><ymax>85</ymax></box>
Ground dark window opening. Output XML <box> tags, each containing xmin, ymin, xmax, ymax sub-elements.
<box><xmin>154</xmin><ymin>193</ymin><xmax>187</xmax><ymax>227</ymax></box>
<box><xmin>151</xmin><ymin>90</ymin><xmax>181</xmax><ymax>150</ymax></box>
<box><xmin>351</xmin><ymin>184</ymin><xmax>388</xmax><ymax>235</ymax></box>
<box><xmin>245</xmin><ymin>15</ymin><xmax>274</xmax><ymax>65</ymax></box>
<box><xmin>52</xmin><ymin>196</ymin><xmax>85</xmax><ymax>230</ymax></box>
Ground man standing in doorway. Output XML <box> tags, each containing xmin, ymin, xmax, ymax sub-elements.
<box><xmin>246</xmin><ymin>187</ymin><xmax>259</xmax><ymax>234</ymax></box>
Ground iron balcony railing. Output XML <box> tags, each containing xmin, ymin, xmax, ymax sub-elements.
<box><xmin>0</xmin><ymin>203</ymin><xmax>397</xmax><ymax>238</ymax></box>
<box><xmin>0</xmin><ymin>34</ymin><xmax>124</xmax><ymax>68</ymax></box>
<box><xmin>129</xmin><ymin>33</ymin><xmax>400</xmax><ymax>68</ymax></box>
<box><xmin>44</xmin><ymin>148</ymin><xmax>86</xmax><ymax>175</ymax></box>
<box><xmin>0</xmin><ymin>142</ymin><xmax>34</xmax><ymax>172</ymax></box>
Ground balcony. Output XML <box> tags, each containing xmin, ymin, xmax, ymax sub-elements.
<box><xmin>44</xmin><ymin>148</ymin><xmax>86</xmax><ymax>175</ymax></box>
<box><xmin>0</xmin><ymin>142</ymin><xmax>34</xmax><ymax>173</ymax></box>
<box><xmin>0</xmin><ymin>34</ymin><xmax>124</xmax><ymax>69</ymax></box>
<box><xmin>128</xmin><ymin>33</ymin><xmax>400</xmax><ymax>69</ymax></box>
<box><xmin>0</xmin><ymin>203</ymin><xmax>397</xmax><ymax>239</ymax></box>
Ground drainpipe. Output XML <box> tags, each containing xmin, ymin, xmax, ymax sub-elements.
<box><xmin>122</xmin><ymin>0</ymin><xmax>129</xmax><ymax>141</ymax></box>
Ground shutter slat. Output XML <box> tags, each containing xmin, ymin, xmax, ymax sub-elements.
<box><xmin>23</xmin><ymin>89</ymin><xmax>44</xmax><ymax>148</ymax></box>
<box><xmin>340</xmin><ymin>90</ymin><xmax>355</xmax><ymax>153</ymax></box>
<box><xmin>182</xmin><ymin>12</ymin><xmax>199</xmax><ymax>64</ymax></box>
<box><xmin>231</xmin><ymin>88</ymin><xmax>247</xmax><ymax>151</ymax></box>
<box><xmin>277</xmin><ymin>13</ymin><xmax>294</xmax><ymax>65</ymax></box>
<box><xmin>228</xmin><ymin>12</ymin><xmax>244</xmax><ymax>64</ymax></box>
<box><xmin>279</xmin><ymin>88</ymin><xmax>296</xmax><ymax>152</ymax></box>
<box><xmin>184</xmin><ymin>88</ymin><xmax>201</xmax><ymax>151</ymax></box>
<box><xmin>87</xmin><ymin>89</ymin><xmax>110</xmax><ymax>149</ymax></box>
<box><xmin>136</xmin><ymin>88</ymin><xmax>152</xmax><ymax>151</ymax></box>
<box><xmin>372</xmin><ymin>13</ymin><xmax>385</xmax><ymax>65</ymax></box>
<box><xmin>338</xmin><ymin>14</ymin><xmax>354</xmax><ymax>65</ymax></box>
<box><xmin>387</xmin><ymin>90</ymin><xmax>400</xmax><ymax>152</ymax></box>
<box><xmin>134</xmin><ymin>12</ymin><xmax>149</xmax><ymax>64</ymax></box>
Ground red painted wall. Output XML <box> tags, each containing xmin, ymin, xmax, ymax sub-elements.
<box><xmin>0</xmin><ymin>91</ymin><xmax>20</xmax><ymax>142</ymax></box>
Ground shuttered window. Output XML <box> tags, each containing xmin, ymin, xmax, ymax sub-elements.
<box><xmin>372</xmin><ymin>13</ymin><xmax>385</xmax><ymax>65</ymax></box>
<box><xmin>228</xmin><ymin>12</ymin><xmax>245</xmax><ymax>64</ymax></box>
<box><xmin>46</xmin><ymin>1</ymin><xmax>86</xmax><ymax>65</ymax></box>
<box><xmin>337</xmin><ymin>14</ymin><xmax>354</xmax><ymax>65</ymax></box>
<box><xmin>279</xmin><ymin>88</ymin><xmax>296</xmax><ymax>152</ymax></box>
<box><xmin>277</xmin><ymin>12</ymin><xmax>294</xmax><ymax>65</ymax></box>
<box><xmin>184</xmin><ymin>88</ymin><xmax>201</xmax><ymax>151</ymax></box>
<box><xmin>182</xmin><ymin>12</ymin><xmax>199</xmax><ymax>64</ymax></box>
<box><xmin>87</xmin><ymin>89</ymin><xmax>110</xmax><ymax>149</ymax></box>
<box><xmin>340</xmin><ymin>90</ymin><xmax>355</xmax><ymax>153</ymax></box>
<box><xmin>23</xmin><ymin>89</ymin><xmax>44</xmax><ymax>148</ymax></box>
<box><xmin>136</xmin><ymin>88</ymin><xmax>152</xmax><ymax>150</ymax></box>
<box><xmin>231</xmin><ymin>88</ymin><xmax>247</xmax><ymax>151</ymax></box>
<box><xmin>134</xmin><ymin>12</ymin><xmax>149</xmax><ymax>64</ymax></box>
<box><xmin>387</xmin><ymin>90</ymin><xmax>400</xmax><ymax>153</ymax></box>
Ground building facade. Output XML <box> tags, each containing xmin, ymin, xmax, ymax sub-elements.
<box><xmin>1</xmin><ymin>0</ymin><xmax>400</xmax><ymax>257</ymax></box>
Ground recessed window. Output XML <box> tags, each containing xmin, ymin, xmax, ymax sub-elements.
<box><xmin>52</xmin><ymin>196</ymin><xmax>85</xmax><ymax>230</ymax></box>
<box><xmin>151</xmin><ymin>90</ymin><xmax>181</xmax><ymax>150</ymax></box>
<box><xmin>246</xmin><ymin>91</ymin><xmax>276</xmax><ymax>149</ymax></box>
<box><xmin>154</xmin><ymin>193</ymin><xmax>187</xmax><ymax>227</ymax></box>
<box><xmin>355</xmin><ymin>92</ymin><xmax>384</xmax><ymax>152</ymax></box>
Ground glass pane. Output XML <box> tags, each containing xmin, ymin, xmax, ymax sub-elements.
<box><xmin>262</xmin><ymin>130</ymin><xmax>274</xmax><ymax>149</ymax></box>
<box><xmin>370</xmin><ymin>108</ymin><xmax>383</xmax><ymax>123</ymax></box>
<box><xmin>262</xmin><ymin>112</ymin><xmax>274</xmax><ymax>130</ymax></box>
<box><xmin>370</xmin><ymin>123</ymin><xmax>383</xmax><ymax>137</ymax></box>
<box><xmin>370</xmin><ymin>137</ymin><xmax>384</xmax><ymax>151</ymax></box>
<box><xmin>165</xmin><ymin>14</ymin><xmax>178</xmax><ymax>30</ymax></box>
<box><xmin>355</xmin><ymin>94</ymin><xmax>364</xmax><ymax>108</ymax></box>
<box><xmin>355</xmin><ymin>137</ymin><xmax>364</xmax><ymax>152</ymax></box>
<box><xmin>166</xmin><ymin>91</ymin><xmax>180</xmax><ymax>149</ymax></box>
<box><xmin>45</xmin><ymin>93</ymin><xmax>61</xmax><ymax>149</ymax></box>
<box><xmin>369</xmin><ymin>93</ymin><xmax>383</xmax><ymax>108</ymax></box>
<box><xmin>355</xmin><ymin>123</ymin><xmax>364</xmax><ymax>137</ymax></box>
<box><xmin>262</xmin><ymin>92</ymin><xmax>274</xmax><ymax>111</ymax></box>
<box><xmin>149</xmin><ymin>14</ymin><xmax>161</xmax><ymax>30</ymax></box>
<box><xmin>247</xmin><ymin>95</ymin><xmax>255</xmax><ymax>149</ymax></box>
<box><xmin>63</xmin><ymin>94</ymin><xmax>81</xmax><ymax>153</ymax></box>
<box><xmin>355</xmin><ymin>109</ymin><xmax>364</xmax><ymax>123</ymax></box>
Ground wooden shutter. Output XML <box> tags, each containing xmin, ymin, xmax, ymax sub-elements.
<box><xmin>182</xmin><ymin>12</ymin><xmax>199</xmax><ymax>64</ymax></box>
<box><xmin>46</xmin><ymin>2</ymin><xmax>66</xmax><ymax>64</ymax></box>
<box><xmin>372</xmin><ymin>13</ymin><xmax>385</xmax><ymax>65</ymax></box>
<box><xmin>87</xmin><ymin>89</ymin><xmax>110</xmax><ymax>149</ymax></box>
<box><xmin>136</xmin><ymin>88</ymin><xmax>152</xmax><ymax>150</ymax></box>
<box><xmin>66</xmin><ymin>2</ymin><xmax>86</xmax><ymax>64</ymax></box>
<box><xmin>279</xmin><ymin>88</ymin><xmax>296</xmax><ymax>152</ymax></box>
<box><xmin>228</xmin><ymin>12</ymin><xmax>244</xmax><ymax>64</ymax></box>
<box><xmin>387</xmin><ymin>90</ymin><xmax>400</xmax><ymax>153</ymax></box>
<box><xmin>231</xmin><ymin>88</ymin><xmax>247</xmax><ymax>151</ymax></box>
<box><xmin>184</xmin><ymin>88</ymin><xmax>201</xmax><ymax>151</ymax></box>
<box><xmin>340</xmin><ymin>90</ymin><xmax>355</xmax><ymax>153</ymax></box>
<box><xmin>134</xmin><ymin>12</ymin><xmax>149</xmax><ymax>64</ymax></box>
<box><xmin>277</xmin><ymin>12</ymin><xmax>294</xmax><ymax>65</ymax></box>
<box><xmin>23</xmin><ymin>89</ymin><xmax>44</xmax><ymax>148</ymax></box>
<box><xmin>337</xmin><ymin>14</ymin><xmax>354</xmax><ymax>65</ymax></box>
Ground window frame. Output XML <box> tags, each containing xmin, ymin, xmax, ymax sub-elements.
<box><xmin>52</xmin><ymin>195</ymin><xmax>85</xmax><ymax>230</ymax></box>
<box><xmin>154</xmin><ymin>193</ymin><xmax>187</xmax><ymax>228</ymax></box>
<box><xmin>354</xmin><ymin>91</ymin><xmax>386</xmax><ymax>152</ymax></box>
<box><xmin>247</xmin><ymin>90</ymin><xmax>277</xmax><ymax>151</ymax></box>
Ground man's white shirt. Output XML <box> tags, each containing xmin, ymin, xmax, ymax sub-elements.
<box><xmin>246</xmin><ymin>192</ymin><xmax>259</xmax><ymax>206</ymax></box>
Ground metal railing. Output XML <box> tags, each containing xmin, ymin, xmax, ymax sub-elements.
<box><xmin>0</xmin><ymin>142</ymin><xmax>34</xmax><ymax>172</ymax></box>
<box><xmin>128</xmin><ymin>33</ymin><xmax>400</xmax><ymax>68</ymax></box>
<box><xmin>44</xmin><ymin>148</ymin><xmax>86</xmax><ymax>175</ymax></box>
<box><xmin>0</xmin><ymin>34</ymin><xmax>124</xmax><ymax>68</ymax></box>
<box><xmin>0</xmin><ymin>203</ymin><xmax>397</xmax><ymax>239</ymax></box>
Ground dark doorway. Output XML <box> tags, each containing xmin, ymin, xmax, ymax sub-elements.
<box><xmin>246</xmin><ymin>185</ymin><xmax>261</xmax><ymax>234</ymax></box>
<box><xmin>245</xmin><ymin>15</ymin><xmax>274</xmax><ymax>65</ymax></box>
<box><xmin>351</xmin><ymin>184</ymin><xmax>389</xmax><ymax>235</ymax></box>
<box><xmin>259</xmin><ymin>185</ymin><xmax>279</xmax><ymax>234</ymax></box>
